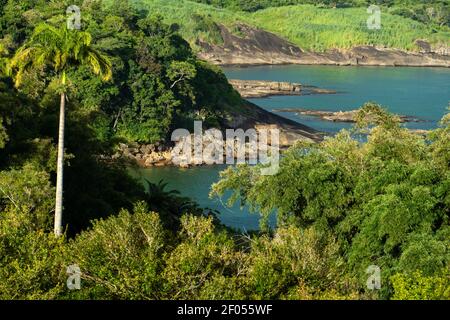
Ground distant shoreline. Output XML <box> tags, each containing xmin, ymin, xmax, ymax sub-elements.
<box><xmin>203</xmin><ymin>49</ymin><xmax>450</xmax><ymax>68</ymax></box>
<box><xmin>219</xmin><ymin>61</ymin><xmax>450</xmax><ymax>68</ymax></box>
<box><xmin>197</xmin><ymin>24</ymin><xmax>450</xmax><ymax>69</ymax></box>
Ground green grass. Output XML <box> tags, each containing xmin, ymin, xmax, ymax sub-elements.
<box><xmin>120</xmin><ymin>0</ymin><xmax>450</xmax><ymax>52</ymax></box>
<box><xmin>249</xmin><ymin>5</ymin><xmax>450</xmax><ymax>51</ymax></box>
<box><xmin>127</xmin><ymin>0</ymin><xmax>240</xmax><ymax>45</ymax></box>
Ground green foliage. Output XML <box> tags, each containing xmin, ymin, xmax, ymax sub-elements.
<box><xmin>212</xmin><ymin>104</ymin><xmax>450</xmax><ymax>298</ymax></box>
<box><xmin>245</xmin><ymin>226</ymin><xmax>359</xmax><ymax>299</ymax></box>
<box><xmin>192</xmin><ymin>0</ymin><xmax>450</xmax><ymax>29</ymax></box>
<box><xmin>248</xmin><ymin>5</ymin><xmax>449</xmax><ymax>51</ymax></box>
<box><xmin>163</xmin><ymin>215</ymin><xmax>246</xmax><ymax>299</ymax></box>
<box><xmin>64</xmin><ymin>202</ymin><xmax>165</xmax><ymax>299</ymax></box>
<box><xmin>0</xmin><ymin>229</ymin><xmax>66</xmax><ymax>300</ymax></box>
<box><xmin>10</xmin><ymin>23</ymin><xmax>112</xmax><ymax>88</ymax></box>
<box><xmin>132</xmin><ymin>0</ymin><xmax>449</xmax><ymax>52</ymax></box>
<box><xmin>0</xmin><ymin>164</ymin><xmax>55</xmax><ymax>231</ymax></box>
<box><xmin>391</xmin><ymin>270</ymin><xmax>450</xmax><ymax>300</ymax></box>
<box><xmin>0</xmin><ymin>117</ymin><xmax>7</xmax><ymax>148</ymax></box>
<box><xmin>0</xmin><ymin>1</ymin><xmax>244</xmax><ymax>234</ymax></box>
<box><xmin>1</xmin><ymin>1</ymin><xmax>244</xmax><ymax>146</ymax></box>
<box><xmin>0</xmin><ymin>1</ymin><xmax>448</xmax><ymax>301</ymax></box>
<box><xmin>0</xmin><ymin>165</ymin><xmax>65</xmax><ymax>299</ymax></box>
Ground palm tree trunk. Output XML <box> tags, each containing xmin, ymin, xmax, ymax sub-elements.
<box><xmin>54</xmin><ymin>91</ymin><xmax>65</xmax><ymax>237</ymax></box>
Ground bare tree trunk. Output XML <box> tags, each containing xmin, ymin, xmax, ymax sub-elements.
<box><xmin>54</xmin><ymin>91</ymin><xmax>65</xmax><ymax>237</ymax></box>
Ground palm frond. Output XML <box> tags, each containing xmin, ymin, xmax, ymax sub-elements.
<box><xmin>10</xmin><ymin>23</ymin><xmax>113</xmax><ymax>87</ymax></box>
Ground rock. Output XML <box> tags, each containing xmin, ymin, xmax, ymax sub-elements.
<box><xmin>144</xmin><ymin>157</ymin><xmax>155</xmax><ymax>166</ymax></box>
<box><xmin>229</xmin><ymin>79</ymin><xmax>336</xmax><ymax>98</ymax></box>
<box><xmin>197</xmin><ymin>23</ymin><xmax>450</xmax><ymax>68</ymax></box>
<box><xmin>118</xmin><ymin>143</ymin><xmax>128</xmax><ymax>150</ymax></box>
<box><xmin>128</xmin><ymin>147</ymin><xmax>139</xmax><ymax>155</ymax></box>
<box><xmin>140</xmin><ymin>144</ymin><xmax>152</xmax><ymax>154</ymax></box>
<box><xmin>273</xmin><ymin>108</ymin><xmax>424</xmax><ymax>123</ymax></box>
<box><xmin>409</xmin><ymin>129</ymin><xmax>430</xmax><ymax>136</ymax></box>
<box><xmin>415</xmin><ymin>40</ymin><xmax>432</xmax><ymax>54</ymax></box>
<box><xmin>229</xmin><ymin>79</ymin><xmax>301</xmax><ymax>98</ymax></box>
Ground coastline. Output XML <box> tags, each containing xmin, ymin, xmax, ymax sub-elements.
<box><xmin>113</xmin><ymin>59</ymin><xmax>448</xmax><ymax>169</ymax></box>
<box><xmin>111</xmin><ymin>101</ymin><xmax>324</xmax><ymax>169</ymax></box>
<box><xmin>199</xmin><ymin>46</ymin><xmax>450</xmax><ymax>68</ymax></box>
<box><xmin>196</xmin><ymin>24</ymin><xmax>450</xmax><ymax>68</ymax></box>
<box><xmin>228</xmin><ymin>79</ymin><xmax>337</xmax><ymax>99</ymax></box>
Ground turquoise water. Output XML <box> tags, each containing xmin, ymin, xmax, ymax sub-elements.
<box><xmin>135</xmin><ymin>65</ymin><xmax>450</xmax><ymax>231</ymax></box>
<box><xmin>226</xmin><ymin>65</ymin><xmax>450</xmax><ymax>133</ymax></box>
<box><xmin>130</xmin><ymin>165</ymin><xmax>269</xmax><ymax>231</ymax></box>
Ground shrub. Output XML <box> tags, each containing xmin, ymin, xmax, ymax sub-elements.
<box><xmin>391</xmin><ymin>270</ymin><xmax>450</xmax><ymax>300</ymax></box>
<box><xmin>63</xmin><ymin>202</ymin><xmax>165</xmax><ymax>299</ymax></box>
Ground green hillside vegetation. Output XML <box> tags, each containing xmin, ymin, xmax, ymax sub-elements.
<box><xmin>126</xmin><ymin>0</ymin><xmax>449</xmax><ymax>52</ymax></box>
<box><xmin>192</xmin><ymin>0</ymin><xmax>450</xmax><ymax>28</ymax></box>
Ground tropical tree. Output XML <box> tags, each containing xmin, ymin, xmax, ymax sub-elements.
<box><xmin>9</xmin><ymin>23</ymin><xmax>112</xmax><ymax>237</ymax></box>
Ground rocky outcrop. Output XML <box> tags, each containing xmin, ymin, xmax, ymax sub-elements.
<box><xmin>229</xmin><ymin>79</ymin><xmax>337</xmax><ymax>98</ymax></box>
<box><xmin>113</xmin><ymin>101</ymin><xmax>324</xmax><ymax>168</ymax></box>
<box><xmin>114</xmin><ymin>143</ymin><xmax>173</xmax><ymax>167</ymax></box>
<box><xmin>196</xmin><ymin>23</ymin><xmax>450</xmax><ymax>67</ymax></box>
<box><xmin>229</xmin><ymin>102</ymin><xmax>324</xmax><ymax>144</ymax></box>
<box><xmin>409</xmin><ymin>129</ymin><xmax>430</xmax><ymax>136</ymax></box>
<box><xmin>229</xmin><ymin>79</ymin><xmax>301</xmax><ymax>98</ymax></box>
<box><xmin>114</xmin><ymin>124</ymin><xmax>320</xmax><ymax>169</ymax></box>
<box><xmin>273</xmin><ymin>108</ymin><xmax>424</xmax><ymax>123</ymax></box>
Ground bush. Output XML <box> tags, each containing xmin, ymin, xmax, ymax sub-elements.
<box><xmin>246</xmin><ymin>226</ymin><xmax>358</xmax><ymax>299</ymax></box>
<box><xmin>391</xmin><ymin>271</ymin><xmax>450</xmax><ymax>300</ymax></box>
<box><xmin>63</xmin><ymin>202</ymin><xmax>165</xmax><ymax>299</ymax></box>
<box><xmin>163</xmin><ymin>215</ymin><xmax>247</xmax><ymax>299</ymax></box>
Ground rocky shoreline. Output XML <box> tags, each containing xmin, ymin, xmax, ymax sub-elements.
<box><xmin>273</xmin><ymin>108</ymin><xmax>425</xmax><ymax>123</ymax></box>
<box><xmin>229</xmin><ymin>79</ymin><xmax>337</xmax><ymax>98</ymax></box>
<box><xmin>197</xmin><ymin>24</ymin><xmax>450</xmax><ymax>68</ymax></box>
<box><xmin>114</xmin><ymin>126</ymin><xmax>297</xmax><ymax>169</ymax></box>
<box><xmin>112</xmin><ymin>101</ymin><xmax>324</xmax><ymax>168</ymax></box>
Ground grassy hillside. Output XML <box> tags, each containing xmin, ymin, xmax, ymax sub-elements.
<box><xmin>249</xmin><ymin>5</ymin><xmax>450</xmax><ymax>51</ymax></box>
<box><xmin>122</xmin><ymin>0</ymin><xmax>450</xmax><ymax>52</ymax></box>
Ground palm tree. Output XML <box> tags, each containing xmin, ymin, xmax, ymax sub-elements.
<box><xmin>10</xmin><ymin>23</ymin><xmax>112</xmax><ymax>237</ymax></box>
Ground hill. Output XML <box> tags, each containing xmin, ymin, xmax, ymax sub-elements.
<box><xmin>124</xmin><ymin>0</ymin><xmax>449</xmax><ymax>51</ymax></box>
<box><xmin>117</xmin><ymin>0</ymin><xmax>450</xmax><ymax>66</ymax></box>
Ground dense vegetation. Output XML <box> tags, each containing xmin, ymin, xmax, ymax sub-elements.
<box><xmin>192</xmin><ymin>0</ymin><xmax>450</xmax><ymax>29</ymax></box>
<box><xmin>132</xmin><ymin>0</ymin><xmax>450</xmax><ymax>52</ymax></box>
<box><xmin>1</xmin><ymin>0</ymin><xmax>243</xmax><ymax>145</ymax></box>
<box><xmin>1</xmin><ymin>101</ymin><xmax>449</xmax><ymax>299</ymax></box>
<box><xmin>0</xmin><ymin>0</ymin><xmax>448</xmax><ymax>300</ymax></box>
<box><xmin>212</xmin><ymin>103</ymin><xmax>450</xmax><ymax>299</ymax></box>
<box><xmin>0</xmin><ymin>0</ymin><xmax>243</xmax><ymax>234</ymax></box>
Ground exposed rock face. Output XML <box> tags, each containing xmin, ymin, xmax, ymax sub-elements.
<box><xmin>229</xmin><ymin>79</ymin><xmax>301</xmax><ymax>98</ymax></box>
<box><xmin>228</xmin><ymin>102</ymin><xmax>324</xmax><ymax>144</ymax></box>
<box><xmin>113</xmin><ymin>101</ymin><xmax>324</xmax><ymax>168</ymax></box>
<box><xmin>229</xmin><ymin>79</ymin><xmax>337</xmax><ymax>98</ymax></box>
<box><xmin>196</xmin><ymin>24</ymin><xmax>304</xmax><ymax>65</ymax></box>
<box><xmin>116</xmin><ymin>143</ymin><xmax>173</xmax><ymax>167</ymax></box>
<box><xmin>273</xmin><ymin>108</ymin><xmax>424</xmax><ymax>123</ymax></box>
<box><xmin>196</xmin><ymin>24</ymin><xmax>450</xmax><ymax>67</ymax></box>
